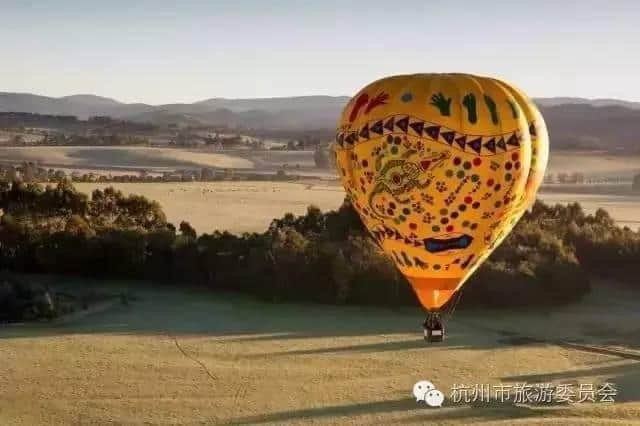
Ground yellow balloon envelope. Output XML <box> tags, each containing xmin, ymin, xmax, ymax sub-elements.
<box><xmin>334</xmin><ymin>74</ymin><xmax>548</xmax><ymax>311</ymax></box>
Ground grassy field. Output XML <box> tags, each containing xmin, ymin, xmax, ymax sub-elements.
<box><xmin>74</xmin><ymin>181</ymin><xmax>346</xmax><ymax>234</ymax></box>
<box><xmin>74</xmin><ymin>181</ymin><xmax>640</xmax><ymax>234</ymax></box>
<box><xmin>0</xmin><ymin>146</ymin><xmax>330</xmax><ymax>175</ymax></box>
<box><xmin>2</xmin><ymin>278</ymin><xmax>640</xmax><ymax>425</ymax></box>
<box><xmin>547</xmin><ymin>151</ymin><xmax>640</xmax><ymax>180</ymax></box>
<box><xmin>0</xmin><ymin>146</ymin><xmax>255</xmax><ymax>171</ymax></box>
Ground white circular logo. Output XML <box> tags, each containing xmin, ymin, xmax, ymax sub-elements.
<box><xmin>413</xmin><ymin>380</ymin><xmax>444</xmax><ymax>407</ymax></box>
<box><xmin>424</xmin><ymin>389</ymin><xmax>445</xmax><ymax>407</ymax></box>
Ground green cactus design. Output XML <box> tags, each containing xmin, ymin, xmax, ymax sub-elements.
<box><xmin>430</xmin><ymin>92</ymin><xmax>452</xmax><ymax>116</ymax></box>
<box><xmin>462</xmin><ymin>93</ymin><xmax>477</xmax><ymax>124</ymax></box>
<box><xmin>507</xmin><ymin>99</ymin><xmax>519</xmax><ymax>119</ymax></box>
<box><xmin>484</xmin><ymin>95</ymin><xmax>499</xmax><ymax>125</ymax></box>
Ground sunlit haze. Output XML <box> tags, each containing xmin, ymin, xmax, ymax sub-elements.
<box><xmin>2</xmin><ymin>0</ymin><xmax>639</xmax><ymax>104</ymax></box>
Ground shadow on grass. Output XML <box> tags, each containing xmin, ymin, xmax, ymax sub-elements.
<box><xmin>66</xmin><ymin>148</ymin><xmax>208</xmax><ymax>169</ymax></box>
<box><xmin>4</xmin><ymin>278</ymin><xmax>639</xmax><ymax>370</ymax></box>
<box><xmin>400</xmin><ymin>404</ymin><xmax>566</xmax><ymax>424</ymax></box>
<box><xmin>502</xmin><ymin>362</ymin><xmax>640</xmax><ymax>403</ymax></box>
<box><xmin>237</xmin><ymin>332</ymin><xmax>498</xmax><ymax>358</ymax></box>
<box><xmin>226</xmin><ymin>397</ymin><xmax>416</xmax><ymax>424</ymax></box>
<box><xmin>227</xmin><ymin>397</ymin><xmax>575</xmax><ymax>425</ymax></box>
<box><xmin>0</xmin><ymin>279</ymin><xmax>498</xmax><ymax>346</ymax></box>
<box><xmin>0</xmin><ymin>278</ymin><xmax>579</xmax><ymax>360</ymax></box>
<box><xmin>0</xmin><ymin>290</ymin><xmax>426</xmax><ymax>341</ymax></box>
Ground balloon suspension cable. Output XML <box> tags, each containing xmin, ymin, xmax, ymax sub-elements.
<box><xmin>443</xmin><ymin>288</ymin><xmax>464</xmax><ymax>321</ymax></box>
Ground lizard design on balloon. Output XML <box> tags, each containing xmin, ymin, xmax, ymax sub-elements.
<box><xmin>368</xmin><ymin>150</ymin><xmax>450</xmax><ymax>218</ymax></box>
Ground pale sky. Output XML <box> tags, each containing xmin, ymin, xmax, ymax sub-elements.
<box><xmin>1</xmin><ymin>0</ymin><xmax>639</xmax><ymax>104</ymax></box>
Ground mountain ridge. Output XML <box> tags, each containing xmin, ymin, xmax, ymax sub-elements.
<box><xmin>3</xmin><ymin>91</ymin><xmax>639</xmax><ymax>114</ymax></box>
<box><xmin>1</xmin><ymin>92</ymin><xmax>640</xmax><ymax>152</ymax></box>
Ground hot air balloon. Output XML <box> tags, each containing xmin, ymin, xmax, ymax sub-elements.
<box><xmin>333</xmin><ymin>74</ymin><xmax>548</xmax><ymax>342</ymax></box>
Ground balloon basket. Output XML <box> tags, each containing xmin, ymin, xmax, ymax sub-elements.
<box><xmin>423</xmin><ymin>312</ymin><xmax>445</xmax><ymax>343</ymax></box>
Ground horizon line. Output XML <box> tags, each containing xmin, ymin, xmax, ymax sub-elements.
<box><xmin>2</xmin><ymin>90</ymin><xmax>640</xmax><ymax>106</ymax></box>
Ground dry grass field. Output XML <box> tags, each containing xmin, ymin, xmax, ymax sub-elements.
<box><xmin>2</xmin><ymin>279</ymin><xmax>640</xmax><ymax>425</ymax></box>
<box><xmin>0</xmin><ymin>146</ymin><xmax>255</xmax><ymax>171</ymax></box>
<box><xmin>74</xmin><ymin>181</ymin><xmax>640</xmax><ymax>234</ymax></box>
<box><xmin>74</xmin><ymin>181</ymin><xmax>347</xmax><ymax>234</ymax></box>
<box><xmin>0</xmin><ymin>146</ymin><xmax>328</xmax><ymax>174</ymax></box>
<box><xmin>548</xmin><ymin>151</ymin><xmax>640</xmax><ymax>179</ymax></box>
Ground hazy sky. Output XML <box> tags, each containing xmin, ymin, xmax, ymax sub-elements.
<box><xmin>2</xmin><ymin>0</ymin><xmax>639</xmax><ymax>104</ymax></box>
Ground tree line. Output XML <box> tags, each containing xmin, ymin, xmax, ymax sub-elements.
<box><xmin>0</xmin><ymin>162</ymin><xmax>321</xmax><ymax>186</ymax></box>
<box><xmin>1</xmin><ymin>179</ymin><xmax>638</xmax><ymax>321</ymax></box>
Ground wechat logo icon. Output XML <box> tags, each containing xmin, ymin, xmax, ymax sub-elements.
<box><xmin>413</xmin><ymin>380</ymin><xmax>445</xmax><ymax>408</ymax></box>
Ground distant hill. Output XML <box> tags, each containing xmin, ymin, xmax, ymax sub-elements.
<box><xmin>539</xmin><ymin>104</ymin><xmax>640</xmax><ymax>151</ymax></box>
<box><xmin>0</xmin><ymin>92</ymin><xmax>351</xmax><ymax>129</ymax></box>
<box><xmin>0</xmin><ymin>92</ymin><xmax>154</xmax><ymax>119</ymax></box>
<box><xmin>535</xmin><ymin>97</ymin><xmax>640</xmax><ymax>110</ymax></box>
<box><xmin>1</xmin><ymin>92</ymin><xmax>639</xmax><ymax>151</ymax></box>
<box><xmin>195</xmin><ymin>95</ymin><xmax>351</xmax><ymax>113</ymax></box>
<box><xmin>59</xmin><ymin>94</ymin><xmax>122</xmax><ymax>107</ymax></box>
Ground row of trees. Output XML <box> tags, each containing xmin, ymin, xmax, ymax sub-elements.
<box><xmin>0</xmin><ymin>162</ymin><xmax>317</xmax><ymax>186</ymax></box>
<box><xmin>544</xmin><ymin>172</ymin><xmax>586</xmax><ymax>184</ymax></box>
<box><xmin>2</xmin><ymin>179</ymin><xmax>639</xmax><ymax>322</ymax></box>
<box><xmin>38</xmin><ymin>133</ymin><xmax>150</xmax><ymax>146</ymax></box>
<box><xmin>5</xmin><ymin>131</ymin><xmax>151</xmax><ymax>147</ymax></box>
<box><xmin>545</xmin><ymin>172</ymin><xmax>640</xmax><ymax>186</ymax></box>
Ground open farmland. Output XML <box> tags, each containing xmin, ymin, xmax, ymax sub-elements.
<box><xmin>0</xmin><ymin>146</ymin><xmax>636</xmax><ymax>232</ymax></box>
<box><xmin>74</xmin><ymin>181</ymin><xmax>346</xmax><ymax>234</ymax></box>
<box><xmin>74</xmin><ymin>181</ymin><xmax>640</xmax><ymax>234</ymax></box>
<box><xmin>0</xmin><ymin>146</ymin><xmax>255</xmax><ymax>171</ymax></box>
<box><xmin>0</xmin><ymin>146</ymin><xmax>333</xmax><ymax>176</ymax></box>
<box><xmin>2</xmin><ymin>278</ymin><xmax>640</xmax><ymax>425</ymax></box>
<box><xmin>0</xmin><ymin>147</ymin><xmax>638</xmax><ymax>179</ymax></box>
<box><xmin>547</xmin><ymin>151</ymin><xmax>640</xmax><ymax>180</ymax></box>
